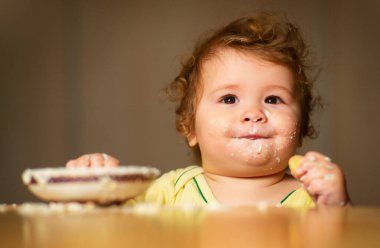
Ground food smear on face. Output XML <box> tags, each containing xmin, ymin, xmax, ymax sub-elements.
<box><xmin>205</xmin><ymin>115</ymin><xmax>300</xmax><ymax>166</ymax></box>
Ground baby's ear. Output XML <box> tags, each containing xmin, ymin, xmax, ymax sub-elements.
<box><xmin>187</xmin><ymin>133</ymin><xmax>198</xmax><ymax>147</ymax></box>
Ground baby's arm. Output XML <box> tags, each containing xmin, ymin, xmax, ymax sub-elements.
<box><xmin>66</xmin><ymin>153</ymin><xmax>120</xmax><ymax>168</ymax></box>
<box><xmin>291</xmin><ymin>152</ymin><xmax>351</xmax><ymax>207</ymax></box>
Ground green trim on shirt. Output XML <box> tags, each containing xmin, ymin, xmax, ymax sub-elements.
<box><xmin>280</xmin><ymin>189</ymin><xmax>296</xmax><ymax>204</ymax></box>
<box><xmin>175</xmin><ymin>166</ymin><xmax>198</xmax><ymax>185</ymax></box>
<box><xmin>193</xmin><ymin>177</ymin><xmax>208</xmax><ymax>203</ymax></box>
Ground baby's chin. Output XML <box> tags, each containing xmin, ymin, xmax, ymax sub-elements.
<box><xmin>206</xmin><ymin>153</ymin><xmax>289</xmax><ymax>175</ymax></box>
<box><xmin>227</xmin><ymin>139</ymin><xmax>280</xmax><ymax>159</ymax></box>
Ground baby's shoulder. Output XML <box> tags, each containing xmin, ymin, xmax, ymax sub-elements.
<box><xmin>156</xmin><ymin>165</ymin><xmax>203</xmax><ymax>187</ymax></box>
<box><xmin>142</xmin><ymin>165</ymin><xmax>203</xmax><ymax>204</ymax></box>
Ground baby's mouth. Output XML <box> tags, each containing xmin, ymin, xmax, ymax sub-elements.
<box><xmin>233</xmin><ymin>134</ymin><xmax>269</xmax><ymax>140</ymax></box>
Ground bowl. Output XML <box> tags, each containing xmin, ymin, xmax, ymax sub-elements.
<box><xmin>22</xmin><ymin>166</ymin><xmax>160</xmax><ymax>204</ymax></box>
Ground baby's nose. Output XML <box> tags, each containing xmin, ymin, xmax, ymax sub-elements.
<box><xmin>241</xmin><ymin>110</ymin><xmax>267</xmax><ymax>123</ymax></box>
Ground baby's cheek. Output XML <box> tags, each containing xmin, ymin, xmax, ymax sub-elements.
<box><xmin>280</xmin><ymin>128</ymin><xmax>299</xmax><ymax>145</ymax></box>
<box><xmin>204</xmin><ymin>118</ymin><xmax>230</xmax><ymax>137</ymax></box>
<box><xmin>273</xmin><ymin>115</ymin><xmax>300</xmax><ymax>148</ymax></box>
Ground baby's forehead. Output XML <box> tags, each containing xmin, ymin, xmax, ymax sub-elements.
<box><xmin>201</xmin><ymin>47</ymin><xmax>291</xmax><ymax>73</ymax></box>
<box><xmin>199</xmin><ymin>47</ymin><xmax>296</xmax><ymax>82</ymax></box>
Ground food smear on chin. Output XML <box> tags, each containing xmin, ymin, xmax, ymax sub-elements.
<box><xmin>226</xmin><ymin>138</ymin><xmax>275</xmax><ymax>162</ymax></box>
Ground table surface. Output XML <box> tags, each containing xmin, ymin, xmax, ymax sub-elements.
<box><xmin>1</xmin><ymin>203</ymin><xmax>380</xmax><ymax>248</ymax></box>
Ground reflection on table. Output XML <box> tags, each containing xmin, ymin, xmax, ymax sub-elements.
<box><xmin>1</xmin><ymin>203</ymin><xmax>380</xmax><ymax>248</ymax></box>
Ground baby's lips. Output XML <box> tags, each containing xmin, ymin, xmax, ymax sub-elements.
<box><xmin>288</xmin><ymin>155</ymin><xmax>303</xmax><ymax>174</ymax></box>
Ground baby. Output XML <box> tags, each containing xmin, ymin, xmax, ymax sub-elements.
<box><xmin>67</xmin><ymin>12</ymin><xmax>350</xmax><ymax>209</ymax></box>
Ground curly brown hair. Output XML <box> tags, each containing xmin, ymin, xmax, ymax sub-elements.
<box><xmin>166</xmin><ymin>12</ymin><xmax>320</xmax><ymax>162</ymax></box>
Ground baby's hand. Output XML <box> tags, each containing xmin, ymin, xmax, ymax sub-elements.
<box><xmin>291</xmin><ymin>151</ymin><xmax>351</xmax><ymax>207</ymax></box>
<box><xmin>66</xmin><ymin>153</ymin><xmax>120</xmax><ymax>168</ymax></box>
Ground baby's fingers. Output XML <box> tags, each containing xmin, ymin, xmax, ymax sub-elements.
<box><xmin>300</xmin><ymin>165</ymin><xmax>339</xmax><ymax>187</ymax></box>
<box><xmin>294</xmin><ymin>152</ymin><xmax>333</xmax><ymax>175</ymax></box>
<box><xmin>103</xmin><ymin>154</ymin><xmax>120</xmax><ymax>167</ymax></box>
<box><xmin>66</xmin><ymin>155</ymin><xmax>90</xmax><ymax>168</ymax></box>
<box><xmin>66</xmin><ymin>153</ymin><xmax>120</xmax><ymax>168</ymax></box>
<box><xmin>306</xmin><ymin>177</ymin><xmax>347</xmax><ymax>206</ymax></box>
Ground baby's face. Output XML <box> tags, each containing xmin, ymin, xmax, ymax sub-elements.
<box><xmin>188</xmin><ymin>48</ymin><xmax>301</xmax><ymax>177</ymax></box>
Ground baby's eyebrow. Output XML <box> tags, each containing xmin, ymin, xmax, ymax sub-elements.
<box><xmin>209</xmin><ymin>84</ymin><xmax>241</xmax><ymax>94</ymax></box>
<box><xmin>264</xmin><ymin>84</ymin><xmax>294</xmax><ymax>95</ymax></box>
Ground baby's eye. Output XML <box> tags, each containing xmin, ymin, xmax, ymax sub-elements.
<box><xmin>220</xmin><ymin>94</ymin><xmax>238</xmax><ymax>104</ymax></box>
<box><xmin>264</xmin><ymin>95</ymin><xmax>283</xmax><ymax>104</ymax></box>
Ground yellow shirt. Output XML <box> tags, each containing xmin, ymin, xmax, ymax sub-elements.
<box><xmin>131</xmin><ymin>166</ymin><xmax>316</xmax><ymax>209</ymax></box>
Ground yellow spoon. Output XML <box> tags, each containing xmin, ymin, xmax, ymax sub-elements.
<box><xmin>289</xmin><ymin>155</ymin><xmax>303</xmax><ymax>174</ymax></box>
<box><xmin>288</xmin><ymin>155</ymin><xmax>316</xmax><ymax>207</ymax></box>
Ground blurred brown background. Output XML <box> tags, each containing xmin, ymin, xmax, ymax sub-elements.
<box><xmin>0</xmin><ymin>0</ymin><xmax>379</xmax><ymax>206</ymax></box>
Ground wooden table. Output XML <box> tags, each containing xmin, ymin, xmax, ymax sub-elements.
<box><xmin>1</xmin><ymin>203</ymin><xmax>379</xmax><ymax>248</ymax></box>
